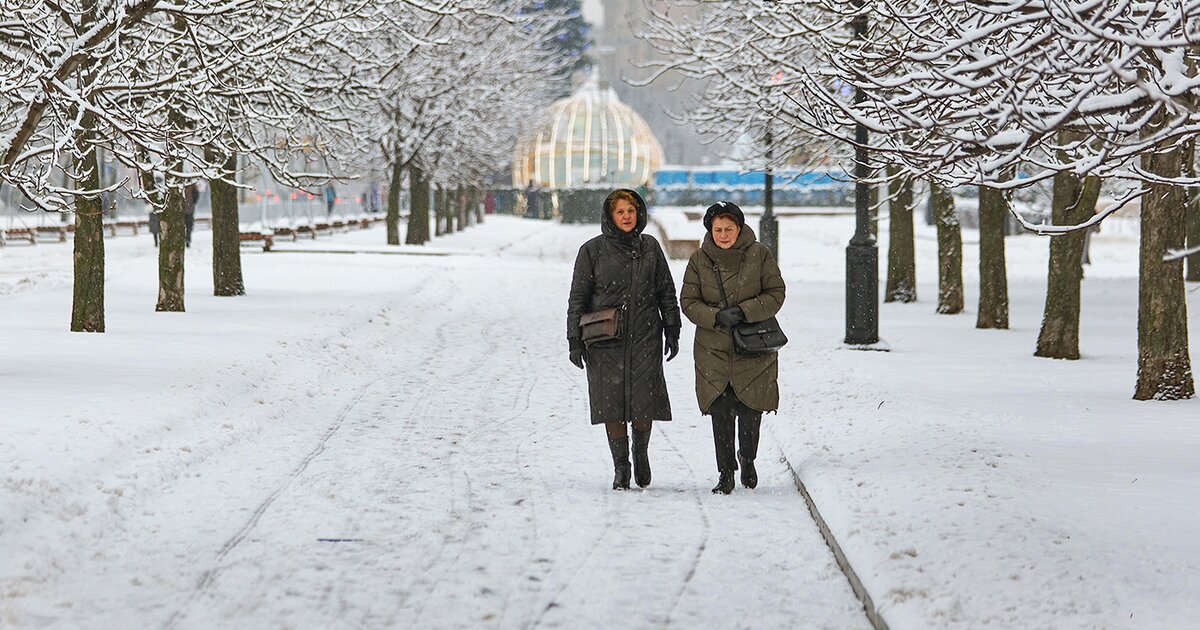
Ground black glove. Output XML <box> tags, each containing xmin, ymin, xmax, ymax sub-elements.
<box><xmin>664</xmin><ymin>329</ymin><xmax>680</xmax><ymax>362</ymax></box>
<box><xmin>569</xmin><ymin>338</ymin><xmax>586</xmax><ymax>369</ymax></box>
<box><xmin>715</xmin><ymin>306</ymin><xmax>746</xmax><ymax>329</ymax></box>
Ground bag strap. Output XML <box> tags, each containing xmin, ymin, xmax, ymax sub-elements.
<box><xmin>710</xmin><ymin>260</ymin><xmax>730</xmax><ymax>310</ymax></box>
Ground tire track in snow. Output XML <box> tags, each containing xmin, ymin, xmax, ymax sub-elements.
<box><xmin>386</xmin><ymin>307</ymin><xmax>518</xmax><ymax>625</ymax></box>
<box><xmin>655</xmin><ymin>424</ymin><xmax>713</xmax><ymax>627</ymax></box>
<box><xmin>408</xmin><ymin>298</ymin><xmax>548</xmax><ymax>625</ymax></box>
<box><xmin>163</xmin><ymin>383</ymin><xmax>375</xmax><ymax>630</ymax></box>
<box><xmin>163</xmin><ymin>270</ymin><xmax>457</xmax><ymax>629</ymax></box>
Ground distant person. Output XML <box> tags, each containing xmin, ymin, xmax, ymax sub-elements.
<box><xmin>183</xmin><ymin>183</ymin><xmax>199</xmax><ymax>247</ymax></box>
<box><xmin>680</xmin><ymin>202</ymin><xmax>786</xmax><ymax>494</ymax></box>
<box><xmin>369</xmin><ymin>182</ymin><xmax>382</xmax><ymax>213</ymax></box>
<box><xmin>324</xmin><ymin>183</ymin><xmax>336</xmax><ymax>216</ymax></box>
<box><xmin>567</xmin><ymin>189</ymin><xmax>680</xmax><ymax>490</ymax></box>
<box><xmin>149</xmin><ymin>209</ymin><xmax>160</xmax><ymax>247</ymax></box>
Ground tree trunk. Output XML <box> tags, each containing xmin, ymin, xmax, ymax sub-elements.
<box><xmin>156</xmin><ymin>181</ymin><xmax>186</xmax><ymax>312</ymax></box>
<box><xmin>932</xmin><ymin>182</ymin><xmax>963</xmax><ymax>314</ymax></box>
<box><xmin>438</xmin><ymin>185</ymin><xmax>451</xmax><ymax>235</ymax></box>
<box><xmin>71</xmin><ymin>111</ymin><xmax>105</xmax><ymax>333</ymax></box>
<box><xmin>1188</xmin><ymin>189</ymin><xmax>1200</xmax><ymax>282</ymax></box>
<box><xmin>1034</xmin><ymin>172</ymin><xmax>1100</xmax><ymax>359</ymax></box>
<box><xmin>405</xmin><ymin>163</ymin><xmax>430</xmax><ymax>245</ymax></box>
<box><xmin>884</xmin><ymin>167</ymin><xmax>916</xmax><ymax>303</ymax></box>
<box><xmin>208</xmin><ymin>148</ymin><xmax>244</xmax><ymax>296</ymax></box>
<box><xmin>456</xmin><ymin>185</ymin><xmax>467</xmax><ymax>229</ymax></box>
<box><xmin>1134</xmin><ymin>147</ymin><xmax>1194</xmax><ymax>399</ymax></box>
<box><xmin>386</xmin><ymin>156</ymin><xmax>403</xmax><ymax>245</ymax></box>
<box><xmin>976</xmin><ymin>184</ymin><xmax>1009</xmax><ymax>328</ymax></box>
<box><xmin>473</xmin><ymin>186</ymin><xmax>484</xmax><ymax>223</ymax></box>
<box><xmin>1182</xmin><ymin>139</ymin><xmax>1199</xmax><ymax>282</ymax></box>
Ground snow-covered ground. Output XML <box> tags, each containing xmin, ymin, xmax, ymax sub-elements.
<box><xmin>2</xmin><ymin>209</ymin><xmax>1197</xmax><ymax>628</ymax></box>
<box><xmin>1</xmin><ymin>218</ymin><xmax>864</xmax><ymax>629</ymax></box>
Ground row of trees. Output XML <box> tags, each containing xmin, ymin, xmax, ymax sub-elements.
<box><xmin>0</xmin><ymin>0</ymin><xmax>577</xmax><ymax>331</ymax></box>
<box><xmin>641</xmin><ymin>1</ymin><xmax>1199</xmax><ymax>400</ymax></box>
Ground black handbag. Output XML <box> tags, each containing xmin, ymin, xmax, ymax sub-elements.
<box><xmin>711</xmin><ymin>262</ymin><xmax>787</xmax><ymax>355</ymax></box>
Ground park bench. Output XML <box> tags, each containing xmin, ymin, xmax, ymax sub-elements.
<box><xmin>273</xmin><ymin>226</ymin><xmax>298</xmax><ymax>241</ymax></box>
<box><xmin>113</xmin><ymin>219</ymin><xmax>146</xmax><ymax>236</ymax></box>
<box><xmin>239</xmin><ymin>231</ymin><xmax>274</xmax><ymax>252</ymax></box>
<box><xmin>648</xmin><ymin>216</ymin><xmax>699</xmax><ymax>260</ymax></box>
<box><xmin>36</xmin><ymin>225</ymin><xmax>68</xmax><ymax>242</ymax></box>
<box><xmin>1</xmin><ymin>227</ymin><xmax>37</xmax><ymax>245</ymax></box>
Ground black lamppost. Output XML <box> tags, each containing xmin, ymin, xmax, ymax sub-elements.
<box><xmin>844</xmin><ymin>10</ymin><xmax>880</xmax><ymax>346</ymax></box>
<box><xmin>760</xmin><ymin>131</ymin><xmax>779</xmax><ymax>259</ymax></box>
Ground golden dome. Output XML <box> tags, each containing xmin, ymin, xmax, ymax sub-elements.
<box><xmin>513</xmin><ymin>78</ymin><xmax>664</xmax><ymax>189</ymax></box>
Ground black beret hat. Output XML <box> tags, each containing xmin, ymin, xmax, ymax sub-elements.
<box><xmin>702</xmin><ymin>201</ymin><xmax>746</xmax><ymax>231</ymax></box>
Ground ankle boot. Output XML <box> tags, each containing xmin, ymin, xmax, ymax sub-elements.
<box><xmin>631</xmin><ymin>429</ymin><xmax>652</xmax><ymax>488</ymax></box>
<box><xmin>608</xmin><ymin>436</ymin><xmax>631</xmax><ymax>490</ymax></box>
<box><xmin>711</xmin><ymin>471</ymin><xmax>735</xmax><ymax>495</ymax></box>
<box><xmin>738</xmin><ymin>454</ymin><xmax>758</xmax><ymax>489</ymax></box>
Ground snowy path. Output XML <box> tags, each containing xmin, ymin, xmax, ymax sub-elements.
<box><xmin>2</xmin><ymin>218</ymin><xmax>866</xmax><ymax>628</ymax></box>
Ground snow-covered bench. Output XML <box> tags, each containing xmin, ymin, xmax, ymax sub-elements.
<box><xmin>1</xmin><ymin>227</ymin><xmax>37</xmax><ymax>245</ymax></box>
<box><xmin>648</xmin><ymin>212</ymin><xmax>700</xmax><ymax>260</ymax></box>
<box><xmin>239</xmin><ymin>231</ymin><xmax>274</xmax><ymax>252</ymax></box>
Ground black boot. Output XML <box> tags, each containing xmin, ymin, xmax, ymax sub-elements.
<box><xmin>738</xmin><ymin>413</ymin><xmax>761</xmax><ymax>489</ymax></box>
<box><xmin>711</xmin><ymin>401</ymin><xmax>738</xmax><ymax>495</ymax></box>
<box><xmin>712</xmin><ymin>471</ymin><xmax>735</xmax><ymax>494</ymax></box>
<box><xmin>608</xmin><ymin>436</ymin><xmax>631</xmax><ymax>490</ymax></box>
<box><xmin>738</xmin><ymin>454</ymin><xmax>757</xmax><ymax>489</ymax></box>
<box><xmin>631</xmin><ymin>428</ymin><xmax>652</xmax><ymax>488</ymax></box>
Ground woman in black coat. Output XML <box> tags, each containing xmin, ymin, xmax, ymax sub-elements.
<box><xmin>567</xmin><ymin>189</ymin><xmax>682</xmax><ymax>490</ymax></box>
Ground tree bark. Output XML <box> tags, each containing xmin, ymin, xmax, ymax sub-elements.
<box><xmin>1181</xmin><ymin>139</ymin><xmax>1197</xmax><ymax>282</ymax></box>
<box><xmin>1188</xmin><ymin>188</ymin><xmax>1200</xmax><ymax>282</ymax></box>
<box><xmin>208</xmin><ymin>147</ymin><xmax>244</xmax><ymax>296</ymax></box>
<box><xmin>386</xmin><ymin>156</ymin><xmax>403</xmax><ymax>245</ymax></box>
<box><xmin>884</xmin><ymin>167</ymin><xmax>916</xmax><ymax>303</ymax></box>
<box><xmin>71</xmin><ymin>111</ymin><xmax>105</xmax><ymax>333</ymax></box>
<box><xmin>932</xmin><ymin>182</ymin><xmax>963</xmax><ymax>314</ymax></box>
<box><xmin>976</xmin><ymin>184</ymin><xmax>1010</xmax><ymax>329</ymax></box>
<box><xmin>156</xmin><ymin>181</ymin><xmax>186</xmax><ymax>311</ymax></box>
<box><xmin>472</xmin><ymin>186</ymin><xmax>484</xmax><ymax>223</ymax></box>
<box><xmin>1134</xmin><ymin>147</ymin><xmax>1194</xmax><ymax>400</ymax></box>
<box><xmin>438</xmin><ymin>185</ymin><xmax>451</xmax><ymax>235</ymax></box>
<box><xmin>456</xmin><ymin>185</ymin><xmax>467</xmax><ymax>229</ymax></box>
<box><xmin>405</xmin><ymin>163</ymin><xmax>430</xmax><ymax>245</ymax></box>
<box><xmin>1034</xmin><ymin>172</ymin><xmax>1099</xmax><ymax>359</ymax></box>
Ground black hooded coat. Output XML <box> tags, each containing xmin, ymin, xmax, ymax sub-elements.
<box><xmin>567</xmin><ymin>190</ymin><xmax>681</xmax><ymax>425</ymax></box>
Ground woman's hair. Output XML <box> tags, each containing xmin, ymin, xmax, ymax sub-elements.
<box><xmin>606</xmin><ymin>190</ymin><xmax>638</xmax><ymax>212</ymax></box>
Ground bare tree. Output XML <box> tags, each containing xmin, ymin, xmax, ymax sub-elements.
<box><xmin>783</xmin><ymin>0</ymin><xmax>1197</xmax><ymax>399</ymax></box>
<box><xmin>884</xmin><ymin>167</ymin><xmax>917</xmax><ymax>303</ymax></box>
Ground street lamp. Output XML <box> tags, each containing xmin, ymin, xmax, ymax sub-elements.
<box><xmin>760</xmin><ymin>130</ymin><xmax>778</xmax><ymax>259</ymax></box>
<box><xmin>844</xmin><ymin>9</ymin><xmax>881</xmax><ymax>347</ymax></box>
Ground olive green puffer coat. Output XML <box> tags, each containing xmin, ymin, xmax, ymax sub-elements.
<box><xmin>680</xmin><ymin>224</ymin><xmax>786</xmax><ymax>414</ymax></box>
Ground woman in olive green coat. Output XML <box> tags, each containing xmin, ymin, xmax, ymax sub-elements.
<box><xmin>680</xmin><ymin>201</ymin><xmax>786</xmax><ymax>494</ymax></box>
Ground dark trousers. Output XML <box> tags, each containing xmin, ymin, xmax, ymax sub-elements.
<box><xmin>709</xmin><ymin>386</ymin><xmax>762</xmax><ymax>472</ymax></box>
<box><xmin>184</xmin><ymin>213</ymin><xmax>194</xmax><ymax>247</ymax></box>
